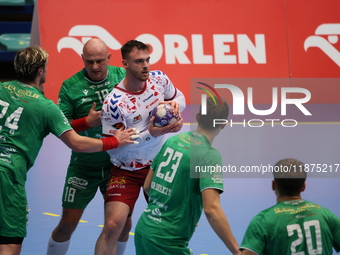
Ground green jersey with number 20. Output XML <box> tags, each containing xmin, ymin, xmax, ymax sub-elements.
<box><xmin>135</xmin><ymin>131</ymin><xmax>224</xmax><ymax>246</ymax></box>
<box><xmin>240</xmin><ymin>199</ymin><xmax>340</xmax><ymax>255</ymax></box>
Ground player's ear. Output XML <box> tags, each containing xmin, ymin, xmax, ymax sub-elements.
<box><xmin>196</xmin><ymin>112</ymin><xmax>200</xmax><ymax>122</ymax></box>
<box><xmin>301</xmin><ymin>182</ymin><xmax>306</xmax><ymax>192</ymax></box>
<box><xmin>272</xmin><ymin>180</ymin><xmax>276</xmax><ymax>191</ymax></box>
<box><xmin>38</xmin><ymin>66</ymin><xmax>44</xmax><ymax>76</ymax></box>
<box><xmin>122</xmin><ymin>59</ymin><xmax>128</xmax><ymax>67</ymax></box>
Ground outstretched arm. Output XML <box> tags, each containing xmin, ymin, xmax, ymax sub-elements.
<box><xmin>241</xmin><ymin>249</ymin><xmax>257</xmax><ymax>255</ymax></box>
<box><xmin>59</xmin><ymin>128</ymin><xmax>138</xmax><ymax>153</ymax></box>
<box><xmin>202</xmin><ymin>189</ymin><xmax>241</xmax><ymax>255</ymax></box>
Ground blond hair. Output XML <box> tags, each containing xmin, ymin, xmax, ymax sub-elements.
<box><xmin>14</xmin><ymin>46</ymin><xmax>48</xmax><ymax>83</ymax></box>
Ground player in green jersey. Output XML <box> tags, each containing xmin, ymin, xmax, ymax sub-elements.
<box><xmin>240</xmin><ymin>158</ymin><xmax>340</xmax><ymax>255</ymax></box>
<box><xmin>134</xmin><ymin>96</ymin><xmax>241</xmax><ymax>255</ymax></box>
<box><xmin>46</xmin><ymin>38</ymin><xmax>129</xmax><ymax>255</ymax></box>
<box><xmin>0</xmin><ymin>46</ymin><xmax>138</xmax><ymax>255</ymax></box>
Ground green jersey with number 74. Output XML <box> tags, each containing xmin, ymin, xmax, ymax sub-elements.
<box><xmin>0</xmin><ymin>81</ymin><xmax>72</xmax><ymax>185</ymax></box>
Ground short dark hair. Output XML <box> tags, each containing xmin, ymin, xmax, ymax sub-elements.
<box><xmin>14</xmin><ymin>46</ymin><xmax>48</xmax><ymax>83</ymax></box>
<box><xmin>198</xmin><ymin>96</ymin><xmax>229</xmax><ymax>130</ymax></box>
<box><xmin>273</xmin><ymin>158</ymin><xmax>306</xmax><ymax>196</ymax></box>
<box><xmin>121</xmin><ymin>40</ymin><xmax>150</xmax><ymax>60</ymax></box>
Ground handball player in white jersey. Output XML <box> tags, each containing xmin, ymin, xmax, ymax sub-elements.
<box><xmin>95</xmin><ymin>40</ymin><xmax>186</xmax><ymax>255</ymax></box>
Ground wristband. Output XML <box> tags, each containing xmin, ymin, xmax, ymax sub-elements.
<box><xmin>140</xmin><ymin>129</ymin><xmax>156</xmax><ymax>140</ymax></box>
<box><xmin>72</xmin><ymin>117</ymin><xmax>91</xmax><ymax>132</ymax></box>
<box><xmin>100</xmin><ymin>136</ymin><xmax>119</xmax><ymax>151</ymax></box>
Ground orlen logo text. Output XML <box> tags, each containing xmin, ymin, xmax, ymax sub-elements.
<box><xmin>198</xmin><ymin>82</ymin><xmax>311</xmax><ymax>128</ymax></box>
<box><xmin>304</xmin><ymin>23</ymin><xmax>340</xmax><ymax>67</ymax></box>
<box><xmin>57</xmin><ymin>25</ymin><xmax>266</xmax><ymax>65</ymax></box>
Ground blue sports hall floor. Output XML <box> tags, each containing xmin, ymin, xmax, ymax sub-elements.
<box><xmin>23</xmin><ymin>116</ymin><xmax>340</xmax><ymax>255</ymax></box>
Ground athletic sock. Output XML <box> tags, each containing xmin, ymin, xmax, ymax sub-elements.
<box><xmin>46</xmin><ymin>236</ymin><xmax>70</xmax><ymax>255</ymax></box>
<box><xmin>116</xmin><ymin>241</ymin><xmax>128</xmax><ymax>255</ymax></box>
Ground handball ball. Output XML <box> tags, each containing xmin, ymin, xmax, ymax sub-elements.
<box><xmin>151</xmin><ymin>104</ymin><xmax>178</xmax><ymax>127</ymax></box>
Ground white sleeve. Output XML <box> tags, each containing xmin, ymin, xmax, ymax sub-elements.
<box><xmin>171</xmin><ymin>88</ymin><xmax>186</xmax><ymax>112</ymax></box>
<box><xmin>163</xmin><ymin>73</ymin><xmax>186</xmax><ymax>112</ymax></box>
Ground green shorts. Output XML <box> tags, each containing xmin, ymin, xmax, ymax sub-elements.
<box><xmin>0</xmin><ymin>171</ymin><xmax>28</xmax><ymax>238</ymax></box>
<box><xmin>134</xmin><ymin>231</ymin><xmax>191</xmax><ymax>255</ymax></box>
<box><xmin>61</xmin><ymin>162</ymin><xmax>111</xmax><ymax>209</ymax></box>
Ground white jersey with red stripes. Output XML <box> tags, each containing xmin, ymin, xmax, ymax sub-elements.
<box><xmin>101</xmin><ymin>70</ymin><xmax>178</xmax><ymax>171</ymax></box>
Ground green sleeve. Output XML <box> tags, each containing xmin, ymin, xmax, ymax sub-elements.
<box><xmin>329</xmin><ymin>210</ymin><xmax>340</xmax><ymax>252</ymax></box>
<box><xmin>198</xmin><ymin>150</ymin><xmax>224</xmax><ymax>192</ymax></box>
<box><xmin>46</xmin><ymin>101</ymin><xmax>72</xmax><ymax>137</ymax></box>
<box><xmin>240</xmin><ymin>214</ymin><xmax>267</xmax><ymax>254</ymax></box>
<box><xmin>58</xmin><ymin>81</ymin><xmax>74</xmax><ymax>120</ymax></box>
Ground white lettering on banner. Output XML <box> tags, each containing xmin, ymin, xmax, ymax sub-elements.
<box><xmin>57</xmin><ymin>25</ymin><xmax>121</xmax><ymax>54</ymax></box>
<box><xmin>304</xmin><ymin>23</ymin><xmax>340</xmax><ymax>67</ymax></box>
<box><xmin>57</xmin><ymin>25</ymin><xmax>267</xmax><ymax>65</ymax></box>
<box><xmin>213</xmin><ymin>119</ymin><xmax>298</xmax><ymax>127</ymax></box>
<box><xmin>201</xmin><ymin>84</ymin><xmax>312</xmax><ymax>116</ymax></box>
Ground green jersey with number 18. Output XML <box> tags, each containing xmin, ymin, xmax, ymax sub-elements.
<box><xmin>135</xmin><ymin>131</ymin><xmax>224</xmax><ymax>246</ymax></box>
<box><xmin>58</xmin><ymin>66</ymin><xmax>125</xmax><ymax>166</ymax></box>
<box><xmin>240</xmin><ymin>199</ymin><xmax>340</xmax><ymax>255</ymax></box>
<box><xmin>0</xmin><ymin>81</ymin><xmax>72</xmax><ymax>185</ymax></box>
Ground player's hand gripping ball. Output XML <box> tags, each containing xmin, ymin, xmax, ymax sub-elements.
<box><xmin>151</xmin><ymin>104</ymin><xmax>179</xmax><ymax>127</ymax></box>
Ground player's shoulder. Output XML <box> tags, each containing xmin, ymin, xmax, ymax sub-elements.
<box><xmin>0</xmin><ymin>80</ymin><xmax>12</xmax><ymax>88</ymax></box>
<box><xmin>62</xmin><ymin>69</ymin><xmax>85</xmax><ymax>87</ymax></box>
<box><xmin>149</xmin><ymin>70</ymin><xmax>166</xmax><ymax>77</ymax></box>
<box><xmin>303</xmin><ymin>200</ymin><xmax>337</xmax><ymax>215</ymax></box>
<box><xmin>103</xmin><ymin>85</ymin><xmax>125</xmax><ymax>105</ymax></box>
<box><xmin>248</xmin><ymin>207</ymin><xmax>272</xmax><ymax>226</ymax></box>
<box><xmin>110</xmin><ymin>82</ymin><xmax>125</xmax><ymax>96</ymax></box>
<box><xmin>165</xmin><ymin>132</ymin><xmax>191</xmax><ymax>153</ymax></box>
<box><xmin>32</xmin><ymin>92</ymin><xmax>58</xmax><ymax>113</ymax></box>
<box><xmin>166</xmin><ymin>131</ymin><xmax>189</xmax><ymax>144</ymax></box>
<box><xmin>108</xmin><ymin>66</ymin><xmax>126</xmax><ymax>83</ymax></box>
<box><xmin>148</xmin><ymin>70</ymin><xmax>173</xmax><ymax>89</ymax></box>
<box><xmin>108</xmin><ymin>65</ymin><xmax>126</xmax><ymax>74</ymax></box>
<box><xmin>36</xmin><ymin>91</ymin><xmax>56</xmax><ymax>105</ymax></box>
<box><xmin>148</xmin><ymin>70</ymin><xmax>170</xmax><ymax>81</ymax></box>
